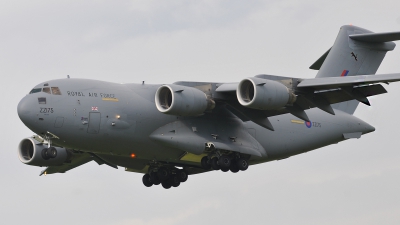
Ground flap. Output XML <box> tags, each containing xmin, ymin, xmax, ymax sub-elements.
<box><xmin>313</xmin><ymin>84</ymin><xmax>387</xmax><ymax>105</ymax></box>
<box><xmin>297</xmin><ymin>73</ymin><xmax>400</xmax><ymax>90</ymax></box>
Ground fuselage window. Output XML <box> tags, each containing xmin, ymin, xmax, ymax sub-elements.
<box><xmin>42</xmin><ymin>87</ymin><xmax>51</xmax><ymax>94</ymax></box>
<box><xmin>38</xmin><ymin>97</ymin><xmax>46</xmax><ymax>104</ymax></box>
<box><xmin>29</xmin><ymin>88</ymin><xmax>42</xmax><ymax>94</ymax></box>
<box><xmin>51</xmin><ymin>87</ymin><xmax>61</xmax><ymax>95</ymax></box>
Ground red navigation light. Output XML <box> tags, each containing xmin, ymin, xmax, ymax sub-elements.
<box><xmin>130</xmin><ymin>153</ymin><xmax>136</xmax><ymax>158</ymax></box>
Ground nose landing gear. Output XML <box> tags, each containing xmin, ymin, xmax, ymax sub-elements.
<box><xmin>41</xmin><ymin>147</ymin><xmax>58</xmax><ymax>160</ymax></box>
<box><xmin>40</xmin><ymin>131</ymin><xmax>60</xmax><ymax>160</ymax></box>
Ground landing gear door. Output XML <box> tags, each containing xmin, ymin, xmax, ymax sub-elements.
<box><xmin>87</xmin><ymin>112</ymin><xmax>101</xmax><ymax>134</ymax></box>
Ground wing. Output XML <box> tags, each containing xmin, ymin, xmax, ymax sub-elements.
<box><xmin>196</xmin><ymin>73</ymin><xmax>400</xmax><ymax>130</ymax></box>
<box><xmin>297</xmin><ymin>73</ymin><xmax>400</xmax><ymax>89</ymax></box>
<box><xmin>39</xmin><ymin>152</ymin><xmax>119</xmax><ymax>176</ymax></box>
<box><xmin>40</xmin><ymin>152</ymin><xmax>93</xmax><ymax>176</ymax></box>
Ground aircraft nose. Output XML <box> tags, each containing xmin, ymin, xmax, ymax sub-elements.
<box><xmin>17</xmin><ymin>96</ymin><xmax>32</xmax><ymax>125</ymax></box>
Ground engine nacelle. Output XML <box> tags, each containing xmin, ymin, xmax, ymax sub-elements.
<box><xmin>155</xmin><ymin>84</ymin><xmax>215</xmax><ymax>116</ymax></box>
<box><xmin>18</xmin><ymin>137</ymin><xmax>71</xmax><ymax>167</ymax></box>
<box><xmin>237</xmin><ymin>77</ymin><xmax>296</xmax><ymax>110</ymax></box>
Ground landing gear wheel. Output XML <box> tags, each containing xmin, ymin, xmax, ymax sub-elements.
<box><xmin>161</xmin><ymin>180</ymin><xmax>172</xmax><ymax>189</ymax></box>
<box><xmin>157</xmin><ymin>167</ymin><xmax>170</xmax><ymax>181</ymax></box>
<box><xmin>218</xmin><ymin>155</ymin><xmax>231</xmax><ymax>170</ymax></box>
<box><xmin>176</xmin><ymin>170</ymin><xmax>188</xmax><ymax>182</ymax></box>
<box><xmin>229</xmin><ymin>161</ymin><xmax>239</xmax><ymax>173</ymax></box>
<box><xmin>211</xmin><ymin>157</ymin><xmax>220</xmax><ymax>170</ymax></box>
<box><xmin>221</xmin><ymin>167</ymin><xmax>229</xmax><ymax>172</ymax></box>
<box><xmin>41</xmin><ymin>148</ymin><xmax>50</xmax><ymax>160</ymax></box>
<box><xmin>142</xmin><ymin>174</ymin><xmax>153</xmax><ymax>187</ymax></box>
<box><xmin>201</xmin><ymin>156</ymin><xmax>211</xmax><ymax>170</ymax></box>
<box><xmin>49</xmin><ymin>147</ymin><xmax>57</xmax><ymax>158</ymax></box>
<box><xmin>150</xmin><ymin>172</ymin><xmax>161</xmax><ymax>185</ymax></box>
<box><xmin>237</xmin><ymin>158</ymin><xmax>249</xmax><ymax>171</ymax></box>
<box><xmin>169</xmin><ymin>175</ymin><xmax>181</xmax><ymax>187</ymax></box>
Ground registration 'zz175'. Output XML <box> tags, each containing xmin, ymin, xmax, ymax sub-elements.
<box><xmin>40</xmin><ymin>108</ymin><xmax>54</xmax><ymax>113</ymax></box>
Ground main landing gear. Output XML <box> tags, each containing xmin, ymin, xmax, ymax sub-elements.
<box><xmin>200</xmin><ymin>154</ymin><xmax>249</xmax><ymax>173</ymax></box>
<box><xmin>142</xmin><ymin>167</ymin><xmax>188</xmax><ymax>189</ymax></box>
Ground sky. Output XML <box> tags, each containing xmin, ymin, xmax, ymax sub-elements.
<box><xmin>1</xmin><ymin>1</ymin><xmax>400</xmax><ymax>224</ymax></box>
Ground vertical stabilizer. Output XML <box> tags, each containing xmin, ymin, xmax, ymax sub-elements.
<box><xmin>312</xmin><ymin>25</ymin><xmax>396</xmax><ymax>114</ymax></box>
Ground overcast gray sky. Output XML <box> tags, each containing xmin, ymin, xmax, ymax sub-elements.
<box><xmin>2</xmin><ymin>1</ymin><xmax>400</xmax><ymax>224</ymax></box>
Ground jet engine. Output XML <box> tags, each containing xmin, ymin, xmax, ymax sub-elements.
<box><xmin>237</xmin><ymin>77</ymin><xmax>296</xmax><ymax>110</ymax></box>
<box><xmin>18</xmin><ymin>137</ymin><xmax>71</xmax><ymax>167</ymax></box>
<box><xmin>155</xmin><ymin>84</ymin><xmax>215</xmax><ymax>116</ymax></box>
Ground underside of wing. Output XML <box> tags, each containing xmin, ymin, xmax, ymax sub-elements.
<box><xmin>40</xmin><ymin>152</ymin><xmax>94</xmax><ymax>175</ymax></box>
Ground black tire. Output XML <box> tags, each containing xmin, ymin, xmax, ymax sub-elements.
<box><xmin>142</xmin><ymin>174</ymin><xmax>153</xmax><ymax>187</ymax></box>
<box><xmin>49</xmin><ymin>147</ymin><xmax>57</xmax><ymax>158</ymax></box>
<box><xmin>211</xmin><ymin>157</ymin><xmax>220</xmax><ymax>170</ymax></box>
<box><xmin>169</xmin><ymin>175</ymin><xmax>181</xmax><ymax>187</ymax></box>
<box><xmin>229</xmin><ymin>162</ymin><xmax>239</xmax><ymax>173</ymax></box>
<box><xmin>176</xmin><ymin>170</ymin><xmax>188</xmax><ymax>182</ymax></box>
<box><xmin>150</xmin><ymin>172</ymin><xmax>161</xmax><ymax>185</ymax></box>
<box><xmin>157</xmin><ymin>167</ymin><xmax>170</xmax><ymax>181</ymax></box>
<box><xmin>221</xmin><ymin>167</ymin><xmax>229</xmax><ymax>172</ymax></box>
<box><xmin>161</xmin><ymin>180</ymin><xmax>172</xmax><ymax>189</ymax></box>
<box><xmin>201</xmin><ymin>156</ymin><xmax>211</xmax><ymax>170</ymax></box>
<box><xmin>41</xmin><ymin>148</ymin><xmax>50</xmax><ymax>160</ymax></box>
<box><xmin>218</xmin><ymin>155</ymin><xmax>231</xmax><ymax>170</ymax></box>
<box><xmin>237</xmin><ymin>158</ymin><xmax>249</xmax><ymax>171</ymax></box>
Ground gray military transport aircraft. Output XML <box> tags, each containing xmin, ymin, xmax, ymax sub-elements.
<box><xmin>17</xmin><ymin>25</ymin><xmax>400</xmax><ymax>189</ymax></box>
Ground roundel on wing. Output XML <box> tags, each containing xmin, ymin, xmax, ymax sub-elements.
<box><xmin>305</xmin><ymin>121</ymin><xmax>312</xmax><ymax>128</ymax></box>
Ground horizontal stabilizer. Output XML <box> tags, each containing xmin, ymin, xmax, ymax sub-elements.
<box><xmin>350</xmin><ymin>31</ymin><xmax>400</xmax><ymax>43</ymax></box>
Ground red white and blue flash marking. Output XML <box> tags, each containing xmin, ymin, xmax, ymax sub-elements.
<box><xmin>340</xmin><ymin>70</ymin><xmax>349</xmax><ymax>77</ymax></box>
<box><xmin>305</xmin><ymin>121</ymin><xmax>312</xmax><ymax>128</ymax></box>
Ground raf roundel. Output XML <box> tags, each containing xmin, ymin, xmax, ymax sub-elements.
<box><xmin>305</xmin><ymin>121</ymin><xmax>312</xmax><ymax>128</ymax></box>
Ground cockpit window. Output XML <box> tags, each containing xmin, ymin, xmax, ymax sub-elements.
<box><xmin>51</xmin><ymin>87</ymin><xmax>61</xmax><ymax>95</ymax></box>
<box><xmin>29</xmin><ymin>88</ymin><xmax>42</xmax><ymax>94</ymax></box>
<box><xmin>42</xmin><ymin>87</ymin><xmax>51</xmax><ymax>94</ymax></box>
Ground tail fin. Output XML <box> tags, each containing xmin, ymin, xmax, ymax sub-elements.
<box><xmin>310</xmin><ymin>25</ymin><xmax>398</xmax><ymax>114</ymax></box>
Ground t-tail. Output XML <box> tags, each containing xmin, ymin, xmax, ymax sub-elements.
<box><xmin>310</xmin><ymin>25</ymin><xmax>400</xmax><ymax>114</ymax></box>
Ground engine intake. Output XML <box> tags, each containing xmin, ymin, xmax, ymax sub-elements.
<box><xmin>155</xmin><ymin>84</ymin><xmax>215</xmax><ymax>116</ymax></box>
<box><xmin>237</xmin><ymin>77</ymin><xmax>296</xmax><ymax>110</ymax></box>
<box><xmin>18</xmin><ymin>137</ymin><xmax>71</xmax><ymax>167</ymax></box>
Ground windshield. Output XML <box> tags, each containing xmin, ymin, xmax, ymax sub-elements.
<box><xmin>29</xmin><ymin>88</ymin><xmax>42</xmax><ymax>94</ymax></box>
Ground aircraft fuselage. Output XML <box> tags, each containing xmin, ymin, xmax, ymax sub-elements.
<box><xmin>17</xmin><ymin>78</ymin><xmax>375</xmax><ymax>169</ymax></box>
